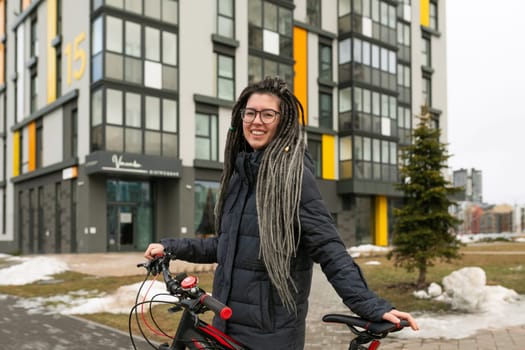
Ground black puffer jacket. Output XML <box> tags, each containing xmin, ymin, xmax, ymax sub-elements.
<box><xmin>161</xmin><ymin>151</ymin><xmax>393</xmax><ymax>349</ymax></box>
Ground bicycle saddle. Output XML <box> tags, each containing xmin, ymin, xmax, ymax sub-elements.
<box><xmin>322</xmin><ymin>314</ymin><xmax>408</xmax><ymax>335</ymax></box>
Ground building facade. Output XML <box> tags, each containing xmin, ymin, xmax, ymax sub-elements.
<box><xmin>453</xmin><ymin>167</ymin><xmax>483</xmax><ymax>203</ymax></box>
<box><xmin>0</xmin><ymin>0</ymin><xmax>447</xmax><ymax>254</ymax></box>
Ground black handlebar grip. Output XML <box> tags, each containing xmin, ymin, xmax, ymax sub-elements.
<box><xmin>199</xmin><ymin>294</ymin><xmax>232</xmax><ymax>320</ymax></box>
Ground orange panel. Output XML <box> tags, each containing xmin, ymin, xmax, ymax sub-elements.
<box><xmin>0</xmin><ymin>0</ymin><xmax>5</xmax><ymax>35</ymax></box>
<box><xmin>22</xmin><ymin>0</ymin><xmax>31</xmax><ymax>11</ymax></box>
<box><xmin>13</xmin><ymin>131</ymin><xmax>20</xmax><ymax>177</ymax></box>
<box><xmin>0</xmin><ymin>1</ymin><xmax>4</xmax><ymax>84</ymax></box>
<box><xmin>28</xmin><ymin>123</ymin><xmax>36</xmax><ymax>171</ymax></box>
<box><xmin>293</xmin><ymin>26</ymin><xmax>308</xmax><ymax>124</ymax></box>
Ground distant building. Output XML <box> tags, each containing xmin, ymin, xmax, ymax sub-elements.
<box><xmin>453</xmin><ymin>168</ymin><xmax>483</xmax><ymax>203</ymax></box>
<box><xmin>479</xmin><ymin>204</ymin><xmax>513</xmax><ymax>234</ymax></box>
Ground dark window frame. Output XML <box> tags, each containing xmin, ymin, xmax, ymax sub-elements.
<box><xmin>90</xmin><ymin>86</ymin><xmax>179</xmax><ymax>156</ymax></box>
<box><xmin>307</xmin><ymin>135</ymin><xmax>323</xmax><ymax>178</ymax></box>
<box><xmin>319</xmin><ymin>40</ymin><xmax>332</xmax><ymax>82</ymax></box>
<box><xmin>307</xmin><ymin>0</ymin><xmax>321</xmax><ymax>28</ymax></box>
<box><xmin>195</xmin><ymin>108</ymin><xmax>219</xmax><ymax>162</ymax></box>
<box><xmin>216</xmin><ymin>53</ymin><xmax>235</xmax><ymax>101</ymax></box>
<box><xmin>217</xmin><ymin>0</ymin><xmax>235</xmax><ymax>39</ymax></box>
<box><xmin>319</xmin><ymin>92</ymin><xmax>333</xmax><ymax>130</ymax></box>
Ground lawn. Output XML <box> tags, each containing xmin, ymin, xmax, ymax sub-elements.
<box><xmin>357</xmin><ymin>242</ymin><xmax>525</xmax><ymax>313</ymax></box>
<box><xmin>0</xmin><ymin>241</ymin><xmax>523</xmax><ymax>342</ymax></box>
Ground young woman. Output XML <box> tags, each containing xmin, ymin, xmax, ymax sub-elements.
<box><xmin>144</xmin><ymin>76</ymin><xmax>418</xmax><ymax>349</ymax></box>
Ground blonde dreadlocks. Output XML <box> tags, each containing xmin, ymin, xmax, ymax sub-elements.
<box><xmin>215</xmin><ymin>76</ymin><xmax>306</xmax><ymax>313</ymax></box>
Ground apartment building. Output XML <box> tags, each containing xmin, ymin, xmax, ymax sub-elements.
<box><xmin>0</xmin><ymin>0</ymin><xmax>447</xmax><ymax>254</ymax></box>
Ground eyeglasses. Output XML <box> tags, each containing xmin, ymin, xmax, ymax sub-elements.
<box><xmin>241</xmin><ymin>108</ymin><xmax>280</xmax><ymax>124</ymax></box>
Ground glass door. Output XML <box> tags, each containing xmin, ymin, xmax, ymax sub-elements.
<box><xmin>107</xmin><ymin>179</ymin><xmax>153</xmax><ymax>251</ymax></box>
<box><xmin>107</xmin><ymin>205</ymin><xmax>137</xmax><ymax>251</ymax></box>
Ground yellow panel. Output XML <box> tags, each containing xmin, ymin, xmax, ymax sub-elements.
<box><xmin>47</xmin><ymin>0</ymin><xmax>57</xmax><ymax>102</ymax></box>
<box><xmin>321</xmin><ymin>134</ymin><xmax>335</xmax><ymax>180</ymax></box>
<box><xmin>13</xmin><ymin>131</ymin><xmax>20</xmax><ymax>177</ymax></box>
<box><xmin>293</xmin><ymin>26</ymin><xmax>308</xmax><ymax>124</ymax></box>
<box><xmin>28</xmin><ymin>123</ymin><xmax>36</xmax><ymax>171</ymax></box>
<box><xmin>374</xmin><ymin>196</ymin><xmax>388</xmax><ymax>246</ymax></box>
<box><xmin>420</xmin><ymin>0</ymin><xmax>430</xmax><ymax>27</ymax></box>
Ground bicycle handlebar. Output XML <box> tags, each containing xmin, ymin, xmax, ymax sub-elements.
<box><xmin>138</xmin><ymin>254</ymin><xmax>232</xmax><ymax>321</ymax></box>
<box><xmin>200</xmin><ymin>294</ymin><xmax>233</xmax><ymax>320</ymax></box>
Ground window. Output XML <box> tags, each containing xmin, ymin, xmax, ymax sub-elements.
<box><xmin>339</xmin><ymin>136</ymin><xmax>352</xmax><ymax>179</ymax></box>
<box><xmin>319</xmin><ymin>93</ymin><xmax>333</xmax><ymax>129</ymax></box>
<box><xmin>30</xmin><ymin>16</ymin><xmax>38</xmax><ymax>58</ymax></box>
<box><xmin>429</xmin><ymin>1</ymin><xmax>438</xmax><ymax>31</ymax></box>
<box><xmin>57</xmin><ymin>0</ymin><xmax>62</xmax><ymax>35</ymax></box>
<box><xmin>319</xmin><ymin>42</ymin><xmax>332</xmax><ymax>81</ymax></box>
<box><xmin>248</xmin><ymin>0</ymin><xmax>293</xmax><ymax>85</ymax></box>
<box><xmin>71</xmin><ymin>108</ymin><xmax>78</xmax><ymax>158</ymax></box>
<box><xmin>91</xmin><ymin>15</ymin><xmax>178</xmax><ymax>90</ymax></box>
<box><xmin>339</xmin><ymin>0</ymin><xmax>396</xmax><ymax>45</ymax></box>
<box><xmin>307</xmin><ymin>0</ymin><xmax>321</xmax><ymax>27</ymax></box>
<box><xmin>307</xmin><ymin>137</ymin><xmax>322</xmax><ymax>178</ymax></box>
<box><xmin>217</xmin><ymin>0</ymin><xmax>234</xmax><ymax>38</ymax></box>
<box><xmin>397</xmin><ymin>63</ymin><xmax>411</xmax><ymax>104</ymax></box>
<box><xmin>143</xmin><ymin>96</ymin><xmax>178</xmax><ymax>157</ymax></box>
<box><xmin>422</xmin><ymin>75</ymin><xmax>431</xmax><ymax>106</ymax></box>
<box><xmin>248</xmin><ymin>55</ymin><xmax>293</xmax><ymax>86</ymax></box>
<box><xmin>343</xmin><ymin>39</ymin><xmax>396</xmax><ymax>90</ymax></box>
<box><xmin>217</xmin><ymin>54</ymin><xmax>234</xmax><ymax>101</ymax></box>
<box><xmin>90</xmin><ymin>88</ymin><xmax>178</xmax><ymax>156</ymax></box>
<box><xmin>338</xmin><ymin>87</ymin><xmax>352</xmax><ymax>131</ymax></box>
<box><xmin>397</xmin><ymin>105</ymin><xmax>412</xmax><ymax>145</ymax></box>
<box><xmin>195</xmin><ymin>112</ymin><xmax>218</xmax><ymax>161</ymax></box>
<box><xmin>422</xmin><ymin>35</ymin><xmax>431</xmax><ymax>68</ymax></box>
<box><xmin>36</xmin><ymin>121</ymin><xmax>43</xmax><ymax>168</ymax></box>
<box><xmin>194</xmin><ymin>181</ymin><xmax>220</xmax><ymax>237</ymax></box>
<box><xmin>19</xmin><ymin>132</ymin><xmax>25</xmax><ymax>174</ymax></box>
<box><xmin>124</xmin><ymin>92</ymin><xmax>142</xmax><ymax>153</ymax></box>
<box><xmin>30</xmin><ymin>69</ymin><xmax>38</xmax><ymax>113</ymax></box>
<box><xmin>352</xmin><ymin>86</ymin><xmax>396</xmax><ymax>135</ymax></box>
<box><xmin>352</xmin><ymin>135</ymin><xmax>396</xmax><ymax>181</ymax></box>
<box><xmin>397</xmin><ymin>22</ymin><xmax>410</xmax><ymax>62</ymax></box>
<box><xmin>56</xmin><ymin>47</ymin><xmax>62</xmax><ymax>97</ymax></box>
<box><xmin>102</xmin><ymin>0</ymin><xmax>178</xmax><ymax>24</ymax></box>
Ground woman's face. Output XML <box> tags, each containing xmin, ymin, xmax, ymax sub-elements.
<box><xmin>242</xmin><ymin>93</ymin><xmax>281</xmax><ymax>151</ymax></box>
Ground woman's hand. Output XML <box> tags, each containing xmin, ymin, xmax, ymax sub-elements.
<box><xmin>382</xmin><ymin>309</ymin><xmax>419</xmax><ymax>330</ymax></box>
<box><xmin>144</xmin><ymin>243</ymin><xmax>165</xmax><ymax>260</ymax></box>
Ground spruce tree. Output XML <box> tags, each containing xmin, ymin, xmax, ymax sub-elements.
<box><xmin>389</xmin><ymin>108</ymin><xmax>462</xmax><ymax>289</ymax></box>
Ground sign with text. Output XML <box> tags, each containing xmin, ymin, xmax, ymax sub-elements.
<box><xmin>85</xmin><ymin>151</ymin><xmax>181</xmax><ymax>178</ymax></box>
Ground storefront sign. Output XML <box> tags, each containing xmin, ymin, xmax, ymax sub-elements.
<box><xmin>85</xmin><ymin>151</ymin><xmax>182</xmax><ymax>178</ymax></box>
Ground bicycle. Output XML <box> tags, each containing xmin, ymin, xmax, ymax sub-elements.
<box><xmin>129</xmin><ymin>253</ymin><xmax>408</xmax><ymax>350</ymax></box>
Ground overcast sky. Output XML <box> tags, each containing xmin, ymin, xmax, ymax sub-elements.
<box><xmin>446</xmin><ymin>0</ymin><xmax>525</xmax><ymax>205</ymax></box>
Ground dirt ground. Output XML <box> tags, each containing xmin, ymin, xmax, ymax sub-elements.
<box><xmin>46</xmin><ymin>252</ymin><xmax>216</xmax><ymax>277</ymax></box>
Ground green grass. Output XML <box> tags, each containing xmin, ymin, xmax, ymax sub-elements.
<box><xmin>357</xmin><ymin>242</ymin><xmax>525</xmax><ymax>312</ymax></box>
<box><xmin>0</xmin><ymin>242</ymin><xmax>523</xmax><ymax>339</ymax></box>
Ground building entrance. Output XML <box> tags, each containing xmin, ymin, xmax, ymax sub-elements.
<box><xmin>107</xmin><ymin>180</ymin><xmax>153</xmax><ymax>251</ymax></box>
<box><xmin>107</xmin><ymin>205</ymin><xmax>136</xmax><ymax>251</ymax></box>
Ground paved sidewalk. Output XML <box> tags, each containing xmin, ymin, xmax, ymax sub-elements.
<box><xmin>0</xmin><ymin>294</ymin><xmax>146</xmax><ymax>350</ymax></box>
<box><xmin>305</xmin><ymin>264</ymin><xmax>525</xmax><ymax>350</ymax></box>
<box><xmin>48</xmin><ymin>253</ymin><xmax>525</xmax><ymax>350</ymax></box>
